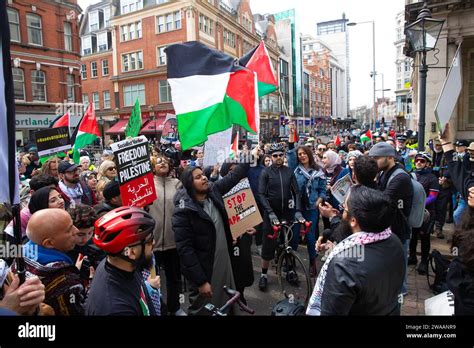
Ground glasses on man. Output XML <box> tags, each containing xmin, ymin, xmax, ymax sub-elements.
<box><xmin>318</xmin><ymin>148</ymin><xmax>327</xmax><ymax>152</ymax></box>
<box><xmin>272</xmin><ymin>153</ymin><xmax>284</xmax><ymax>158</ymax></box>
<box><xmin>415</xmin><ymin>158</ymin><xmax>426</xmax><ymax>164</ymax></box>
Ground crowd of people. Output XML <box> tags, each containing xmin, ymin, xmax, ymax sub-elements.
<box><xmin>0</xmin><ymin>122</ymin><xmax>473</xmax><ymax>316</ymax></box>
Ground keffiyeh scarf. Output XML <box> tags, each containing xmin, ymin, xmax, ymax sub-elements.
<box><xmin>306</xmin><ymin>229</ymin><xmax>392</xmax><ymax>316</ymax></box>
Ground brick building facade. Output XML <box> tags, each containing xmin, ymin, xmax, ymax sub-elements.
<box><xmin>7</xmin><ymin>0</ymin><xmax>82</xmax><ymax>147</ymax></box>
<box><xmin>80</xmin><ymin>0</ymin><xmax>280</xmax><ymax>142</ymax></box>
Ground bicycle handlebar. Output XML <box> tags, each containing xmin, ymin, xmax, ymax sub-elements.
<box><xmin>267</xmin><ymin>220</ymin><xmax>312</xmax><ymax>240</ymax></box>
<box><xmin>204</xmin><ymin>286</ymin><xmax>255</xmax><ymax>316</ymax></box>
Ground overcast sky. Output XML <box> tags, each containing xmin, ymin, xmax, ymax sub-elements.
<box><xmin>78</xmin><ymin>0</ymin><xmax>405</xmax><ymax>109</ymax></box>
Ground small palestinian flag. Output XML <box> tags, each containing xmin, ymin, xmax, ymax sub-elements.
<box><xmin>361</xmin><ymin>130</ymin><xmax>372</xmax><ymax>144</ymax></box>
<box><xmin>239</xmin><ymin>41</ymin><xmax>278</xmax><ymax>97</ymax></box>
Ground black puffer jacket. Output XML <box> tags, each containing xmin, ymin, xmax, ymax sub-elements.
<box><xmin>172</xmin><ymin>164</ymin><xmax>249</xmax><ymax>287</ymax></box>
<box><xmin>321</xmin><ymin>234</ymin><xmax>405</xmax><ymax>315</ymax></box>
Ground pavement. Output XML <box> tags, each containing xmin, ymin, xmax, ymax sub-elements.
<box><xmin>169</xmin><ymin>221</ymin><xmax>456</xmax><ymax>316</ymax></box>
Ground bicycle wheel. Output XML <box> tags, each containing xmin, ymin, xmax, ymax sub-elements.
<box><xmin>276</xmin><ymin>249</ymin><xmax>312</xmax><ymax>306</ymax></box>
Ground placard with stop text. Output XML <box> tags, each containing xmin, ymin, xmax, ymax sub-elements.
<box><xmin>110</xmin><ymin>136</ymin><xmax>157</xmax><ymax>208</ymax></box>
<box><xmin>223</xmin><ymin>178</ymin><xmax>262</xmax><ymax>240</ymax></box>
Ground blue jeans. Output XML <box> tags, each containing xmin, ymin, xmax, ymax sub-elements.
<box><xmin>290</xmin><ymin>209</ymin><xmax>319</xmax><ymax>261</ymax></box>
<box><xmin>454</xmin><ymin>198</ymin><xmax>466</xmax><ymax>227</ymax></box>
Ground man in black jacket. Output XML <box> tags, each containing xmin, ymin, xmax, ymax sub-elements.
<box><xmin>369</xmin><ymin>142</ymin><xmax>413</xmax><ymax>295</ymax></box>
<box><xmin>172</xmin><ymin>162</ymin><xmax>249</xmax><ymax>315</ymax></box>
<box><xmin>257</xmin><ymin>143</ymin><xmax>305</xmax><ymax>291</ymax></box>
<box><xmin>307</xmin><ymin>185</ymin><xmax>405</xmax><ymax>315</ymax></box>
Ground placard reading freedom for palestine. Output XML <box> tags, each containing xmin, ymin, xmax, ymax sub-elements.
<box><xmin>111</xmin><ymin>136</ymin><xmax>157</xmax><ymax>208</ymax></box>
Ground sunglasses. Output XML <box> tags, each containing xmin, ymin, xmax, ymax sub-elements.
<box><xmin>415</xmin><ymin>158</ymin><xmax>426</xmax><ymax>163</ymax></box>
<box><xmin>272</xmin><ymin>153</ymin><xmax>284</xmax><ymax>158</ymax></box>
<box><xmin>107</xmin><ymin>167</ymin><xmax>117</xmax><ymax>171</ymax></box>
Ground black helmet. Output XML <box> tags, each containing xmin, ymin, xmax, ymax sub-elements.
<box><xmin>269</xmin><ymin>143</ymin><xmax>285</xmax><ymax>154</ymax></box>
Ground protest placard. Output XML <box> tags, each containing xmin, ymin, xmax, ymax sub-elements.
<box><xmin>35</xmin><ymin>127</ymin><xmax>71</xmax><ymax>158</ymax></box>
<box><xmin>111</xmin><ymin>136</ymin><xmax>157</xmax><ymax>208</ymax></box>
<box><xmin>434</xmin><ymin>44</ymin><xmax>462</xmax><ymax>134</ymax></box>
<box><xmin>425</xmin><ymin>291</ymin><xmax>455</xmax><ymax>316</ymax></box>
<box><xmin>330</xmin><ymin>174</ymin><xmax>352</xmax><ymax>205</ymax></box>
<box><xmin>160</xmin><ymin>114</ymin><xmax>178</xmax><ymax>144</ymax></box>
<box><xmin>223</xmin><ymin>178</ymin><xmax>262</xmax><ymax>240</ymax></box>
<box><xmin>203</xmin><ymin>128</ymin><xmax>232</xmax><ymax>167</ymax></box>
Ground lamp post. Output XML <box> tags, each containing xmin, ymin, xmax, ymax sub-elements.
<box><xmin>405</xmin><ymin>3</ymin><xmax>444</xmax><ymax>151</ymax></box>
<box><xmin>348</xmin><ymin>20</ymin><xmax>376</xmax><ymax>132</ymax></box>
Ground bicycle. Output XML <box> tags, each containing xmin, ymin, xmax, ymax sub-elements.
<box><xmin>203</xmin><ymin>286</ymin><xmax>255</xmax><ymax>316</ymax></box>
<box><xmin>267</xmin><ymin>220</ymin><xmax>313</xmax><ymax>306</ymax></box>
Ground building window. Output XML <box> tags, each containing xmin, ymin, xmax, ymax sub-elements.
<box><xmin>26</xmin><ymin>13</ymin><xmax>43</xmax><ymax>46</ymax></box>
<box><xmin>82</xmin><ymin>36</ymin><xmax>92</xmax><ymax>55</ymax></box>
<box><xmin>469</xmin><ymin>51</ymin><xmax>474</xmax><ymax>124</ymax></box>
<box><xmin>66</xmin><ymin>74</ymin><xmax>75</xmax><ymax>102</ymax></box>
<box><xmin>157</xmin><ymin>46</ymin><xmax>167</xmax><ymax>66</ymax></box>
<box><xmin>89</xmin><ymin>11</ymin><xmax>99</xmax><ymax>31</ymax></box>
<box><xmin>102</xmin><ymin>60</ymin><xmax>109</xmax><ymax>76</ymax></box>
<box><xmin>121</xmin><ymin>0</ymin><xmax>143</xmax><ymax>14</ymax></box>
<box><xmin>92</xmin><ymin>92</ymin><xmax>100</xmax><ymax>110</ymax></box>
<box><xmin>104</xmin><ymin>7</ymin><xmax>111</xmax><ymax>27</ymax></box>
<box><xmin>120</xmin><ymin>21</ymin><xmax>142</xmax><ymax>41</ymax></box>
<box><xmin>199</xmin><ymin>14</ymin><xmax>213</xmax><ymax>36</ymax></box>
<box><xmin>103</xmin><ymin>91</ymin><xmax>111</xmax><ymax>109</ymax></box>
<box><xmin>123</xmin><ymin>84</ymin><xmax>145</xmax><ymax>106</ymax></box>
<box><xmin>156</xmin><ymin>11</ymin><xmax>181</xmax><ymax>33</ymax></box>
<box><xmin>397</xmin><ymin>63</ymin><xmax>401</xmax><ymax>74</ymax></box>
<box><xmin>81</xmin><ymin>64</ymin><xmax>87</xmax><ymax>79</ymax></box>
<box><xmin>397</xmin><ymin>79</ymin><xmax>402</xmax><ymax>90</ymax></box>
<box><xmin>7</xmin><ymin>8</ymin><xmax>20</xmax><ymax>42</ymax></box>
<box><xmin>97</xmin><ymin>32</ymin><xmax>108</xmax><ymax>51</ymax></box>
<box><xmin>64</xmin><ymin>22</ymin><xmax>73</xmax><ymax>51</ymax></box>
<box><xmin>159</xmin><ymin>80</ymin><xmax>171</xmax><ymax>103</ymax></box>
<box><xmin>122</xmin><ymin>51</ymin><xmax>143</xmax><ymax>72</ymax></box>
<box><xmin>82</xmin><ymin>94</ymin><xmax>89</xmax><ymax>107</ymax></box>
<box><xmin>12</xmin><ymin>68</ymin><xmax>25</xmax><ymax>101</ymax></box>
<box><xmin>91</xmin><ymin>61</ymin><xmax>98</xmax><ymax>77</ymax></box>
<box><xmin>223</xmin><ymin>29</ymin><xmax>235</xmax><ymax>48</ymax></box>
<box><xmin>404</xmin><ymin>60</ymin><xmax>411</xmax><ymax>72</ymax></box>
<box><xmin>31</xmin><ymin>70</ymin><xmax>46</xmax><ymax>102</ymax></box>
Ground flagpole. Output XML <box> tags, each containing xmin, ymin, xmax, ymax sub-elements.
<box><xmin>278</xmin><ymin>88</ymin><xmax>290</xmax><ymax>119</ymax></box>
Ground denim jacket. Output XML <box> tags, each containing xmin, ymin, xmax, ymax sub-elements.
<box><xmin>287</xmin><ymin>147</ymin><xmax>327</xmax><ymax>210</ymax></box>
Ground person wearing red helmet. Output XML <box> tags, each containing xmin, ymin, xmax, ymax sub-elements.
<box><xmin>85</xmin><ymin>206</ymin><xmax>158</xmax><ymax>316</ymax></box>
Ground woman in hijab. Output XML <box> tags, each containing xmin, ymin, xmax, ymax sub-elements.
<box><xmin>346</xmin><ymin>150</ymin><xmax>363</xmax><ymax>183</ymax></box>
<box><xmin>96</xmin><ymin>160</ymin><xmax>117</xmax><ymax>201</ymax></box>
<box><xmin>322</xmin><ymin>150</ymin><xmax>350</xmax><ymax>211</ymax></box>
<box><xmin>28</xmin><ymin>186</ymin><xmax>65</xmax><ymax>214</ymax></box>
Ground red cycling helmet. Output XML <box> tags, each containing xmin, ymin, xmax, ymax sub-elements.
<box><xmin>93</xmin><ymin>206</ymin><xmax>155</xmax><ymax>254</ymax></box>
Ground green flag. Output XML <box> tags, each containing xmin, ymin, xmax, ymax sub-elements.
<box><xmin>125</xmin><ymin>98</ymin><xmax>142</xmax><ymax>138</ymax></box>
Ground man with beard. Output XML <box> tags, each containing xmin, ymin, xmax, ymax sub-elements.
<box><xmin>307</xmin><ymin>185</ymin><xmax>405</xmax><ymax>315</ymax></box>
<box><xmin>86</xmin><ymin>207</ymin><xmax>158</xmax><ymax>316</ymax></box>
<box><xmin>57</xmin><ymin>161</ymin><xmax>83</xmax><ymax>208</ymax></box>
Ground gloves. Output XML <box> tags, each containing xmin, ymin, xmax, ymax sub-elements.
<box><xmin>294</xmin><ymin>212</ymin><xmax>305</xmax><ymax>224</ymax></box>
<box><xmin>268</xmin><ymin>212</ymin><xmax>280</xmax><ymax>226</ymax></box>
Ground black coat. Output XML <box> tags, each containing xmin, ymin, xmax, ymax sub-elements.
<box><xmin>172</xmin><ymin>164</ymin><xmax>249</xmax><ymax>287</ymax></box>
<box><xmin>321</xmin><ymin>234</ymin><xmax>405</xmax><ymax>315</ymax></box>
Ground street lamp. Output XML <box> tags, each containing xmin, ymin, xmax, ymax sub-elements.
<box><xmin>405</xmin><ymin>3</ymin><xmax>444</xmax><ymax>151</ymax></box>
<box><xmin>348</xmin><ymin>20</ymin><xmax>376</xmax><ymax>132</ymax></box>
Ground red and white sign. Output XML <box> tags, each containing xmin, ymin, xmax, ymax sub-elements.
<box><xmin>111</xmin><ymin>136</ymin><xmax>157</xmax><ymax>208</ymax></box>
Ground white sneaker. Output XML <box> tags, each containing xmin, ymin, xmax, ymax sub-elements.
<box><xmin>174</xmin><ymin>309</ymin><xmax>188</xmax><ymax>316</ymax></box>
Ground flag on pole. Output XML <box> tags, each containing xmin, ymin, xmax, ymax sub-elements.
<box><xmin>360</xmin><ymin>130</ymin><xmax>372</xmax><ymax>144</ymax></box>
<box><xmin>239</xmin><ymin>41</ymin><xmax>278</xmax><ymax>97</ymax></box>
<box><xmin>125</xmin><ymin>98</ymin><xmax>142</xmax><ymax>138</ymax></box>
<box><xmin>0</xmin><ymin>1</ymin><xmax>19</xmax><ymax>205</ymax></box>
<box><xmin>72</xmin><ymin>104</ymin><xmax>100</xmax><ymax>164</ymax></box>
<box><xmin>166</xmin><ymin>41</ymin><xmax>259</xmax><ymax>150</ymax></box>
<box><xmin>229</xmin><ymin>132</ymin><xmax>239</xmax><ymax>159</ymax></box>
<box><xmin>50</xmin><ymin>111</ymin><xmax>70</xmax><ymax>128</ymax></box>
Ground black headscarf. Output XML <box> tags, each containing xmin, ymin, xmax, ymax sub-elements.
<box><xmin>28</xmin><ymin>186</ymin><xmax>57</xmax><ymax>214</ymax></box>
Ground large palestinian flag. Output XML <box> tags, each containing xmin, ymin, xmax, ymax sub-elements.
<box><xmin>239</xmin><ymin>41</ymin><xmax>278</xmax><ymax>97</ymax></box>
<box><xmin>72</xmin><ymin>104</ymin><xmax>100</xmax><ymax>163</ymax></box>
<box><xmin>166</xmin><ymin>41</ymin><xmax>259</xmax><ymax>150</ymax></box>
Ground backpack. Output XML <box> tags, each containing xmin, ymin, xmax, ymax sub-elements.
<box><xmin>386</xmin><ymin>168</ymin><xmax>426</xmax><ymax>228</ymax></box>
<box><xmin>271</xmin><ymin>298</ymin><xmax>305</xmax><ymax>316</ymax></box>
<box><xmin>427</xmin><ymin>250</ymin><xmax>451</xmax><ymax>294</ymax></box>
